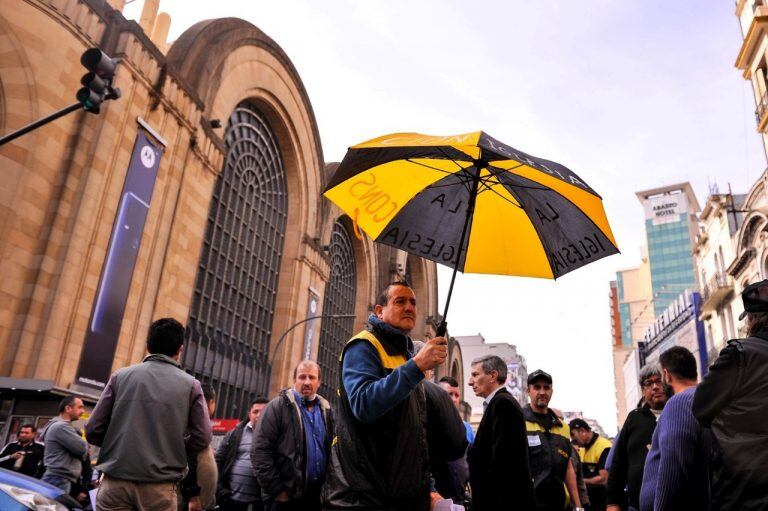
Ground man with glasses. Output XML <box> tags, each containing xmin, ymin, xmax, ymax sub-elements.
<box><xmin>606</xmin><ymin>365</ymin><xmax>667</xmax><ymax>511</ymax></box>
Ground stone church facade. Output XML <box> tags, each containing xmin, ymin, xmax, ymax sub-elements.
<box><xmin>0</xmin><ymin>0</ymin><xmax>463</xmax><ymax>435</ymax></box>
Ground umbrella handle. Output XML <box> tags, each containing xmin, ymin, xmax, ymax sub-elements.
<box><xmin>436</xmin><ymin>320</ymin><xmax>447</xmax><ymax>337</ymax></box>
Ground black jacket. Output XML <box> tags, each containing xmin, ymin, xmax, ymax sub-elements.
<box><xmin>252</xmin><ymin>389</ymin><xmax>333</xmax><ymax>502</ymax></box>
<box><xmin>214</xmin><ymin>421</ymin><xmax>258</xmax><ymax>502</ymax></box>
<box><xmin>322</xmin><ymin>326</ymin><xmax>431</xmax><ymax>511</ymax></box>
<box><xmin>523</xmin><ymin>405</ymin><xmax>572</xmax><ymax>511</ymax></box>
<box><xmin>424</xmin><ymin>381</ymin><xmax>470</xmax><ymax>503</ymax></box>
<box><xmin>0</xmin><ymin>441</ymin><xmax>44</xmax><ymax>478</ymax></box>
<box><xmin>693</xmin><ymin>331</ymin><xmax>768</xmax><ymax>511</ymax></box>
<box><xmin>605</xmin><ymin>404</ymin><xmax>657</xmax><ymax>510</ymax></box>
<box><xmin>468</xmin><ymin>388</ymin><xmax>535</xmax><ymax>511</ymax></box>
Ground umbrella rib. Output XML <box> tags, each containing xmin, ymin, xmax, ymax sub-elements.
<box><xmin>405</xmin><ymin>158</ymin><xmax>477</xmax><ymax>194</ymax></box>
<box><xmin>405</xmin><ymin>158</ymin><xmax>467</xmax><ymax>177</ymax></box>
<box><xmin>436</xmin><ymin>146</ymin><xmax>471</xmax><ymax>171</ymax></box>
<box><xmin>477</xmin><ymin>178</ymin><xmax>524</xmax><ymax>209</ymax></box>
<box><xmin>488</xmin><ymin>164</ymin><xmax>551</xmax><ymax>192</ymax></box>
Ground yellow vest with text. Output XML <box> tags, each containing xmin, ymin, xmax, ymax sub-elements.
<box><xmin>525</xmin><ymin>417</ymin><xmax>572</xmax><ymax>508</ymax></box>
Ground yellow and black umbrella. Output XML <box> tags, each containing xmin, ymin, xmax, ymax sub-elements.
<box><xmin>324</xmin><ymin>131</ymin><xmax>618</xmax><ymax>334</ymax></box>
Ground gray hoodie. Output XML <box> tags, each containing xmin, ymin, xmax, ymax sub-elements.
<box><xmin>39</xmin><ymin>417</ymin><xmax>87</xmax><ymax>482</ymax></box>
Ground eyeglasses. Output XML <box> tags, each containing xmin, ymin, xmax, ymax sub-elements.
<box><xmin>641</xmin><ymin>378</ymin><xmax>662</xmax><ymax>389</ymax></box>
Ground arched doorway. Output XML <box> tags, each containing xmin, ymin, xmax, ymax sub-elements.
<box><xmin>316</xmin><ymin>219</ymin><xmax>357</xmax><ymax>408</ymax></box>
<box><xmin>184</xmin><ymin>100</ymin><xmax>287</xmax><ymax>418</ymax></box>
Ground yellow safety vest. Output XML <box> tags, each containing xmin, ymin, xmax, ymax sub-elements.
<box><xmin>525</xmin><ymin>416</ymin><xmax>573</xmax><ymax>508</ymax></box>
<box><xmin>578</xmin><ymin>434</ymin><xmax>612</xmax><ymax>478</ymax></box>
<box><xmin>341</xmin><ymin>330</ymin><xmax>408</xmax><ymax>370</ymax></box>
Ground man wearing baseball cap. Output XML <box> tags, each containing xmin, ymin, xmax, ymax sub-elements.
<box><xmin>693</xmin><ymin>279</ymin><xmax>768</xmax><ymax>510</ymax></box>
<box><xmin>570</xmin><ymin>418</ymin><xmax>611</xmax><ymax>511</ymax></box>
<box><xmin>524</xmin><ymin>370</ymin><xmax>583</xmax><ymax>511</ymax></box>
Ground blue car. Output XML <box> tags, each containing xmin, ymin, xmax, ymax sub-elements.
<box><xmin>0</xmin><ymin>468</ymin><xmax>83</xmax><ymax>510</ymax></box>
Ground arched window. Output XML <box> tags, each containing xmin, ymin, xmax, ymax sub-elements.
<box><xmin>763</xmin><ymin>253</ymin><xmax>768</xmax><ymax>279</ymax></box>
<box><xmin>184</xmin><ymin>101</ymin><xmax>287</xmax><ymax>418</ymax></box>
<box><xmin>742</xmin><ymin>216</ymin><xmax>763</xmax><ymax>250</ymax></box>
<box><xmin>317</xmin><ymin>220</ymin><xmax>357</xmax><ymax>409</ymax></box>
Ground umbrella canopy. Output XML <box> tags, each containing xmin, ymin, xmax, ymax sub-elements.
<box><xmin>326</xmin><ymin>131</ymin><xmax>617</xmax><ymax>275</ymax></box>
<box><xmin>324</xmin><ymin>131</ymin><xmax>619</xmax><ymax>332</ymax></box>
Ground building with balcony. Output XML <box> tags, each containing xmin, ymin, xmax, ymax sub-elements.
<box><xmin>723</xmin><ymin>171</ymin><xmax>768</xmax><ymax>336</ymax></box>
<box><xmin>736</xmin><ymin>0</ymin><xmax>768</xmax><ymax>157</ymax></box>
<box><xmin>693</xmin><ymin>192</ymin><xmax>746</xmax><ymax>358</ymax></box>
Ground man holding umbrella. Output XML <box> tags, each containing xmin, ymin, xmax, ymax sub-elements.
<box><xmin>322</xmin><ymin>281</ymin><xmax>458</xmax><ymax>511</ymax></box>
<box><xmin>322</xmin><ymin>132</ymin><xmax>619</xmax><ymax>509</ymax></box>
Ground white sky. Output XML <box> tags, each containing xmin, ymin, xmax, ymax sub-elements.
<box><xmin>125</xmin><ymin>0</ymin><xmax>766</xmax><ymax>432</ymax></box>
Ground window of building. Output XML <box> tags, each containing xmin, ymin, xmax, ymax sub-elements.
<box><xmin>184</xmin><ymin>101</ymin><xmax>287</xmax><ymax>418</ymax></box>
<box><xmin>317</xmin><ymin>219</ymin><xmax>357</xmax><ymax>409</ymax></box>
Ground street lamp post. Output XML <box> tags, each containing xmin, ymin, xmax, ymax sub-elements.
<box><xmin>267</xmin><ymin>313</ymin><xmax>355</xmax><ymax>388</ymax></box>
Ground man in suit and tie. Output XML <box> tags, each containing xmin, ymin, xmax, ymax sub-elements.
<box><xmin>467</xmin><ymin>355</ymin><xmax>536</xmax><ymax>510</ymax></box>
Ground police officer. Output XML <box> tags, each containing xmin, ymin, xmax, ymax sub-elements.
<box><xmin>524</xmin><ymin>369</ymin><xmax>583</xmax><ymax>511</ymax></box>
<box><xmin>570</xmin><ymin>418</ymin><xmax>611</xmax><ymax>511</ymax></box>
<box><xmin>693</xmin><ymin>279</ymin><xmax>768</xmax><ymax>510</ymax></box>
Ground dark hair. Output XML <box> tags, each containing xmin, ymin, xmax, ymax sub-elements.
<box><xmin>659</xmin><ymin>346</ymin><xmax>697</xmax><ymax>381</ymax></box>
<box><xmin>19</xmin><ymin>423</ymin><xmax>36</xmax><ymax>432</ymax></box>
<box><xmin>747</xmin><ymin>311</ymin><xmax>768</xmax><ymax>336</ymax></box>
<box><xmin>293</xmin><ymin>360</ymin><xmax>321</xmax><ymax>380</ymax></box>
<box><xmin>375</xmin><ymin>280</ymin><xmax>412</xmax><ymax>307</ymax></box>
<box><xmin>201</xmin><ymin>383</ymin><xmax>216</xmax><ymax>403</ymax></box>
<box><xmin>147</xmin><ymin>318</ymin><xmax>184</xmax><ymax>356</ymax></box>
<box><xmin>250</xmin><ymin>398</ymin><xmax>270</xmax><ymax>408</ymax></box>
<box><xmin>439</xmin><ymin>376</ymin><xmax>459</xmax><ymax>387</ymax></box>
<box><xmin>471</xmin><ymin>355</ymin><xmax>507</xmax><ymax>384</ymax></box>
<box><xmin>58</xmin><ymin>396</ymin><xmax>79</xmax><ymax>413</ymax></box>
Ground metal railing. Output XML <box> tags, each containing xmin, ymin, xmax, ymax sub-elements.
<box><xmin>700</xmin><ymin>272</ymin><xmax>732</xmax><ymax>305</ymax></box>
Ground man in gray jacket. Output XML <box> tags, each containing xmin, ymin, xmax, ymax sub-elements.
<box><xmin>40</xmin><ymin>396</ymin><xmax>87</xmax><ymax>493</ymax></box>
<box><xmin>86</xmin><ymin>317</ymin><xmax>212</xmax><ymax>510</ymax></box>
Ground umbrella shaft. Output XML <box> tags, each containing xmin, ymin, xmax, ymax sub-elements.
<box><xmin>439</xmin><ymin>169</ymin><xmax>481</xmax><ymax>333</ymax></box>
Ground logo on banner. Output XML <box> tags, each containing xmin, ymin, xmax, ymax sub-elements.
<box><xmin>140</xmin><ymin>145</ymin><xmax>156</xmax><ymax>168</ymax></box>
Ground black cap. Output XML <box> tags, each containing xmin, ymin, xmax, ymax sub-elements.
<box><xmin>527</xmin><ymin>369</ymin><xmax>553</xmax><ymax>385</ymax></box>
<box><xmin>739</xmin><ymin>280</ymin><xmax>768</xmax><ymax>320</ymax></box>
<box><xmin>569</xmin><ymin>418</ymin><xmax>591</xmax><ymax>431</ymax></box>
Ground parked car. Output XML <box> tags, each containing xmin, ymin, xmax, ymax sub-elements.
<box><xmin>0</xmin><ymin>467</ymin><xmax>83</xmax><ymax>510</ymax></box>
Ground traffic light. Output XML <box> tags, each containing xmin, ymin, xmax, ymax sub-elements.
<box><xmin>76</xmin><ymin>48</ymin><xmax>121</xmax><ymax>113</ymax></box>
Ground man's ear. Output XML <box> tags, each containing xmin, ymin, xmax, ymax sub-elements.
<box><xmin>174</xmin><ymin>344</ymin><xmax>184</xmax><ymax>361</ymax></box>
<box><xmin>374</xmin><ymin>304</ymin><xmax>384</xmax><ymax>318</ymax></box>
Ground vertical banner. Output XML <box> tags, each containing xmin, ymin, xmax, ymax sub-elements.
<box><xmin>693</xmin><ymin>292</ymin><xmax>708</xmax><ymax>376</ymax></box>
<box><xmin>303</xmin><ymin>290</ymin><xmax>320</xmax><ymax>360</ymax></box>
<box><xmin>75</xmin><ymin>131</ymin><xmax>163</xmax><ymax>391</ymax></box>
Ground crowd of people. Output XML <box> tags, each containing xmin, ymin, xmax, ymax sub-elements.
<box><xmin>2</xmin><ymin>279</ymin><xmax>768</xmax><ymax>511</ymax></box>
